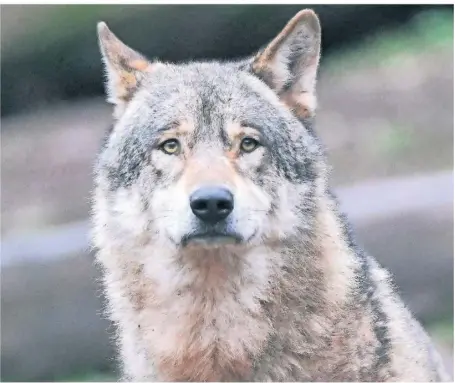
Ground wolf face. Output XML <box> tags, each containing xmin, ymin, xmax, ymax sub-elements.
<box><xmin>94</xmin><ymin>10</ymin><xmax>324</xmax><ymax>253</ymax></box>
<box><xmin>92</xmin><ymin>11</ymin><xmax>451</xmax><ymax>382</ymax></box>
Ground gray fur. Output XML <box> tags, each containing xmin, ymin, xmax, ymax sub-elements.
<box><xmin>92</xmin><ymin>10</ymin><xmax>450</xmax><ymax>382</ymax></box>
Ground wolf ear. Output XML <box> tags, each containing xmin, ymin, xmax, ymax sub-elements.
<box><xmin>97</xmin><ymin>22</ymin><xmax>157</xmax><ymax>118</ymax></box>
<box><xmin>252</xmin><ymin>9</ymin><xmax>321</xmax><ymax>118</ymax></box>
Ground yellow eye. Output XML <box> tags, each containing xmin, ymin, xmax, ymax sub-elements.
<box><xmin>240</xmin><ymin>137</ymin><xmax>259</xmax><ymax>153</ymax></box>
<box><xmin>160</xmin><ymin>139</ymin><xmax>180</xmax><ymax>155</ymax></box>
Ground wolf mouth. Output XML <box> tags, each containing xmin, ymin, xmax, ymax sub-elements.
<box><xmin>181</xmin><ymin>232</ymin><xmax>243</xmax><ymax>247</ymax></box>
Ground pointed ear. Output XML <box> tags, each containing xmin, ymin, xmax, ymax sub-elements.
<box><xmin>97</xmin><ymin>22</ymin><xmax>158</xmax><ymax>118</ymax></box>
<box><xmin>252</xmin><ymin>9</ymin><xmax>321</xmax><ymax>118</ymax></box>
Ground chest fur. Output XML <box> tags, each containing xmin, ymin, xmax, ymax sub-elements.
<box><xmin>135</xmin><ymin>255</ymin><xmax>274</xmax><ymax>381</ymax></box>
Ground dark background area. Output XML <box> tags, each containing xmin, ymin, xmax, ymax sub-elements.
<box><xmin>1</xmin><ymin>4</ymin><xmax>450</xmax><ymax>117</ymax></box>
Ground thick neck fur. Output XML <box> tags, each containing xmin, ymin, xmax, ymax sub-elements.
<box><xmin>96</xmin><ymin>186</ymin><xmax>372</xmax><ymax>381</ymax></box>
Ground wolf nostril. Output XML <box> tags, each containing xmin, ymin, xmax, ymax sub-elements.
<box><xmin>192</xmin><ymin>200</ymin><xmax>208</xmax><ymax>212</ymax></box>
<box><xmin>217</xmin><ymin>200</ymin><xmax>232</xmax><ymax>212</ymax></box>
<box><xmin>190</xmin><ymin>186</ymin><xmax>234</xmax><ymax>224</ymax></box>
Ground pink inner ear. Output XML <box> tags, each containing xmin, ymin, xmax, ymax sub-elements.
<box><xmin>129</xmin><ymin>60</ymin><xmax>150</xmax><ymax>71</ymax></box>
<box><xmin>281</xmin><ymin>91</ymin><xmax>316</xmax><ymax>120</ymax></box>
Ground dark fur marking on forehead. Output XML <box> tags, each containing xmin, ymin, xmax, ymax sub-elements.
<box><xmin>193</xmin><ymin>89</ymin><xmax>223</xmax><ymax>140</ymax></box>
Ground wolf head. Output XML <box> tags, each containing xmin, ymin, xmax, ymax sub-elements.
<box><xmin>94</xmin><ymin>10</ymin><xmax>325</xmax><ymax>253</ymax></box>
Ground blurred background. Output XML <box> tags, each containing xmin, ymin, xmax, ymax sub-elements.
<box><xmin>1</xmin><ymin>4</ymin><xmax>453</xmax><ymax>381</ymax></box>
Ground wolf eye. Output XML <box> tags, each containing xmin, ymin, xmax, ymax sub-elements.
<box><xmin>240</xmin><ymin>137</ymin><xmax>259</xmax><ymax>153</ymax></box>
<box><xmin>160</xmin><ymin>139</ymin><xmax>180</xmax><ymax>155</ymax></box>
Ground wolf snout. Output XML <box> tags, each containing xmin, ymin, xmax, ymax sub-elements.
<box><xmin>189</xmin><ymin>186</ymin><xmax>234</xmax><ymax>224</ymax></box>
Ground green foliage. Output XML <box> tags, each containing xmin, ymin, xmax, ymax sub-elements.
<box><xmin>375</xmin><ymin>124</ymin><xmax>413</xmax><ymax>157</ymax></box>
<box><xmin>428</xmin><ymin>318</ymin><xmax>454</xmax><ymax>344</ymax></box>
<box><xmin>324</xmin><ymin>9</ymin><xmax>453</xmax><ymax>74</ymax></box>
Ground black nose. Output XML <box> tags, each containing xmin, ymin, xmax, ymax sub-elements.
<box><xmin>190</xmin><ymin>186</ymin><xmax>234</xmax><ymax>224</ymax></box>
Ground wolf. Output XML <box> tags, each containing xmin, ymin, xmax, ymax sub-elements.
<box><xmin>91</xmin><ymin>9</ymin><xmax>450</xmax><ymax>382</ymax></box>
